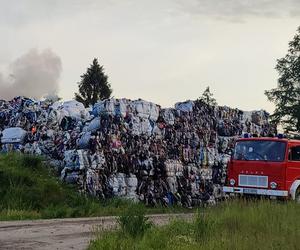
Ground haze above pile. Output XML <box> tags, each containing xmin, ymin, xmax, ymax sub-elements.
<box><xmin>0</xmin><ymin>0</ymin><xmax>299</xmax><ymax>111</ymax></box>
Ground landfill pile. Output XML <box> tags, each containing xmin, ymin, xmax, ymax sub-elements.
<box><xmin>0</xmin><ymin>96</ymin><xmax>275</xmax><ymax>207</ymax></box>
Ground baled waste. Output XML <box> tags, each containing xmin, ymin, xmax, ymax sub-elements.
<box><xmin>0</xmin><ymin>96</ymin><xmax>274</xmax><ymax>207</ymax></box>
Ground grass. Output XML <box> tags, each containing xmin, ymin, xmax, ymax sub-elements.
<box><xmin>0</xmin><ymin>153</ymin><xmax>191</xmax><ymax>221</ymax></box>
<box><xmin>89</xmin><ymin>200</ymin><xmax>300</xmax><ymax>250</ymax></box>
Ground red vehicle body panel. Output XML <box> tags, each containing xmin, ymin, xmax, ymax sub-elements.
<box><xmin>225</xmin><ymin>137</ymin><xmax>300</xmax><ymax>198</ymax></box>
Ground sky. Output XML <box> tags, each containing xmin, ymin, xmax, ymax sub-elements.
<box><xmin>0</xmin><ymin>0</ymin><xmax>299</xmax><ymax>112</ymax></box>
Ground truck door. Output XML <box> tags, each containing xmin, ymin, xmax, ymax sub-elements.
<box><xmin>286</xmin><ymin>145</ymin><xmax>300</xmax><ymax>191</ymax></box>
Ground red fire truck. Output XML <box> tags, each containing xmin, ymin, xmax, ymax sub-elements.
<box><xmin>223</xmin><ymin>136</ymin><xmax>300</xmax><ymax>201</ymax></box>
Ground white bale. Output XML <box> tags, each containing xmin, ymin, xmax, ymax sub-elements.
<box><xmin>77</xmin><ymin>149</ymin><xmax>90</xmax><ymax>169</ymax></box>
<box><xmin>166</xmin><ymin>177</ymin><xmax>177</xmax><ymax>193</ymax></box>
<box><xmin>115</xmin><ymin>99</ymin><xmax>128</xmax><ymax>117</ymax></box>
<box><xmin>108</xmin><ymin>174</ymin><xmax>119</xmax><ymax>195</ymax></box>
<box><xmin>175</xmin><ymin>100</ymin><xmax>194</xmax><ymax>112</ymax></box>
<box><xmin>149</xmin><ymin>102</ymin><xmax>159</xmax><ymax>121</ymax></box>
<box><xmin>116</xmin><ymin>173</ymin><xmax>127</xmax><ymax>196</ymax></box>
<box><xmin>126</xmin><ymin>174</ymin><xmax>138</xmax><ymax>187</ymax></box>
<box><xmin>50</xmin><ymin>101</ymin><xmax>63</xmax><ymax>110</ymax></box>
<box><xmin>105</xmin><ymin>99</ymin><xmax>115</xmax><ymax>114</ymax></box>
<box><xmin>1</xmin><ymin>127</ymin><xmax>27</xmax><ymax>144</ymax></box>
<box><xmin>162</xmin><ymin>108</ymin><xmax>175</xmax><ymax>125</ymax></box>
<box><xmin>140</xmin><ymin>118</ymin><xmax>153</xmax><ymax>135</ymax></box>
<box><xmin>52</xmin><ymin>100</ymin><xmax>89</xmax><ymax>120</ymax></box>
<box><xmin>134</xmin><ymin>99</ymin><xmax>151</xmax><ymax>119</ymax></box>
<box><xmin>207</xmin><ymin>147</ymin><xmax>217</xmax><ymax>167</ymax></box>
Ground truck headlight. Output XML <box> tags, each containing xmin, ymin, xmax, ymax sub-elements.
<box><xmin>230</xmin><ymin>179</ymin><xmax>235</xmax><ymax>186</ymax></box>
<box><xmin>270</xmin><ymin>182</ymin><xmax>277</xmax><ymax>189</ymax></box>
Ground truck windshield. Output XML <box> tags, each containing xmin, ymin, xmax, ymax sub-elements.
<box><xmin>233</xmin><ymin>141</ymin><xmax>286</xmax><ymax>162</ymax></box>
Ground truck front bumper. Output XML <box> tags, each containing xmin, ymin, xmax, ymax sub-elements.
<box><xmin>223</xmin><ymin>186</ymin><xmax>288</xmax><ymax>197</ymax></box>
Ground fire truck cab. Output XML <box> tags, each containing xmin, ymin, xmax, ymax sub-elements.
<box><xmin>223</xmin><ymin>136</ymin><xmax>300</xmax><ymax>201</ymax></box>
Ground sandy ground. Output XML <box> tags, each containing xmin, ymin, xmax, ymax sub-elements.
<box><xmin>0</xmin><ymin>213</ymin><xmax>193</xmax><ymax>250</ymax></box>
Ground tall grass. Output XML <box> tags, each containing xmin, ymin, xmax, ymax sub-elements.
<box><xmin>90</xmin><ymin>200</ymin><xmax>300</xmax><ymax>250</ymax></box>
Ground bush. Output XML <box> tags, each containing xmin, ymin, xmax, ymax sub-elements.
<box><xmin>118</xmin><ymin>204</ymin><xmax>152</xmax><ymax>238</ymax></box>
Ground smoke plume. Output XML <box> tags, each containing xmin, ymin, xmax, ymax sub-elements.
<box><xmin>0</xmin><ymin>48</ymin><xmax>62</xmax><ymax>100</ymax></box>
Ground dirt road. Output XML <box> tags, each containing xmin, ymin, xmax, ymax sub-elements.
<box><xmin>0</xmin><ymin>213</ymin><xmax>193</xmax><ymax>250</ymax></box>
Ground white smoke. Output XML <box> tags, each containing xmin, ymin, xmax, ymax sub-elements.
<box><xmin>0</xmin><ymin>48</ymin><xmax>62</xmax><ymax>100</ymax></box>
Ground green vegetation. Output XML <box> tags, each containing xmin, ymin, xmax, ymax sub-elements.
<box><xmin>75</xmin><ymin>58</ymin><xmax>112</xmax><ymax>107</ymax></box>
<box><xmin>0</xmin><ymin>153</ymin><xmax>190</xmax><ymax>221</ymax></box>
<box><xmin>90</xmin><ymin>200</ymin><xmax>300</xmax><ymax>250</ymax></box>
<box><xmin>118</xmin><ymin>205</ymin><xmax>153</xmax><ymax>238</ymax></box>
<box><xmin>265</xmin><ymin>26</ymin><xmax>300</xmax><ymax>132</ymax></box>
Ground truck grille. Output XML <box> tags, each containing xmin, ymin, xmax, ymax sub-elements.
<box><xmin>238</xmin><ymin>175</ymin><xmax>268</xmax><ymax>188</ymax></box>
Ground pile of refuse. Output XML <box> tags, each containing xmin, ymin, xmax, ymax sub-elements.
<box><xmin>0</xmin><ymin>96</ymin><xmax>275</xmax><ymax>207</ymax></box>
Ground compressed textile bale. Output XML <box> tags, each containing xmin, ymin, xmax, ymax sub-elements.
<box><xmin>86</xmin><ymin>117</ymin><xmax>101</xmax><ymax>132</ymax></box>
<box><xmin>78</xmin><ymin>132</ymin><xmax>91</xmax><ymax>149</ymax></box>
<box><xmin>126</xmin><ymin>174</ymin><xmax>138</xmax><ymax>187</ymax></box>
<box><xmin>149</xmin><ymin>102</ymin><xmax>159</xmax><ymax>121</ymax></box>
<box><xmin>175</xmin><ymin>101</ymin><xmax>194</xmax><ymax>112</ymax></box>
<box><xmin>1</xmin><ymin>127</ymin><xmax>27</xmax><ymax>144</ymax></box>
<box><xmin>64</xmin><ymin>171</ymin><xmax>79</xmax><ymax>184</ymax></box>
<box><xmin>108</xmin><ymin>174</ymin><xmax>119</xmax><ymax>195</ymax></box>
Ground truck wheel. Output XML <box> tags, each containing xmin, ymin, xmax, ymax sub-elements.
<box><xmin>295</xmin><ymin>188</ymin><xmax>300</xmax><ymax>203</ymax></box>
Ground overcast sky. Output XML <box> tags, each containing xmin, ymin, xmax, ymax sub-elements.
<box><xmin>0</xmin><ymin>0</ymin><xmax>299</xmax><ymax>111</ymax></box>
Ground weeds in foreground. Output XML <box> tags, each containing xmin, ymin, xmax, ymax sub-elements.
<box><xmin>89</xmin><ymin>200</ymin><xmax>300</xmax><ymax>250</ymax></box>
<box><xmin>118</xmin><ymin>205</ymin><xmax>152</xmax><ymax>238</ymax></box>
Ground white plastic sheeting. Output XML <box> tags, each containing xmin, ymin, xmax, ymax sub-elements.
<box><xmin>175</xmin><ymin>100</ymin><xmax>194</xmax><ymax>112</ymax></box>
<box><xmin>51</xmin><ymin>100</ymin><xmax>90</xmax><ymax>121</ymax></box>
<box><xmin>93</xmin><ymin>98</ymin><xmax>160</xmax><ymax>121</ymax></box>
<box><xmin>1</xmin><ymin>127</ymin><xmax>27</xmax><ymax>144</ymax></box>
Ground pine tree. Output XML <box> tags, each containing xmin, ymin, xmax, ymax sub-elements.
<box><xmin>265</xmin><ymin>26</ymin><xmax>300</xmax><ymax>132</ymax></box>
<box><xmin>75</xmin><ymin>58</ymin><xmax>112</xmax><ymax>107</ymax></box>
<box><xmin>198</xmin><ymin>87</ymin><xmax>217</xmax><ymax>106</ymax></box>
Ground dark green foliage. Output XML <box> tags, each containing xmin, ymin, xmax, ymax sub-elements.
<box><xmin>265</xmin><ymin>26</ymin><xmax>300</xmax><ymax>132</ymax></box>
<box><xmin>198</xmin><ymin>86</ymin><xmax>217</xmax><ymax>106</ymax></box>
<box><xmin>75</xmin><ymin>58</ymin><xmax>112</xmax><ymax>107</ymax></box>
<box><xmin>118</xmin><ymin>205</ymin><xmax>152</xmax><ymax>238</ymax></box>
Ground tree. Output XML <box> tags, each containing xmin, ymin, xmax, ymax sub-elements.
<box><xmin>265</xmin><ymin>26</ymin><xmax>300</xmax><ymax>132</ymax></box>
<box><xmin>198</xmin><ymin>86</ymin><xmax>217</xmax><ymax>106</ymax></box>
<box><xmin>75</xmin><ymin>58</ymin><xmax>112</xmax><ymax>107</ymax></box>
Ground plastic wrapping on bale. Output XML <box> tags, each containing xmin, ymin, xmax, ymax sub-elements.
<box><xmin>117</xmin><ymin>173</ymin><xmax>127</xmax><ymax>196</ymax></box>
<box><xmin>108</xmin><ymin>174</ymin><xmax>119</xmax><ymax>196</ymax></box>
<box><xmin>161</xmin><ymin>108</ymin><xmax>175</xmax><ymax>125</ymax></box>
<box><xmin>1</xmin><ymin>127</ymin><xmax>27</xmax><ymax>144</ymax></box>
<box><xmin>51</xmin><ymin>100</ymin><xmax>89</xmax><ymax>121</ymax></box>
<box><xmin>84</xmin><ymin>117</ymin><xmax>101</xmax><ymax>133</ymax></box>
<box><xmin>78</xmin><ymin>132</ymin><xmax>91</xmax><ymax>149</ymax></box>
<box><xmin>115</xmin><ymin>99</ymin><xmax>128</xmax><ymax>117</ymax></box>
<box><xmin>175</xmin><ymin>100</ymin><xmax>194</xmax><ymax>112</ymax></box>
